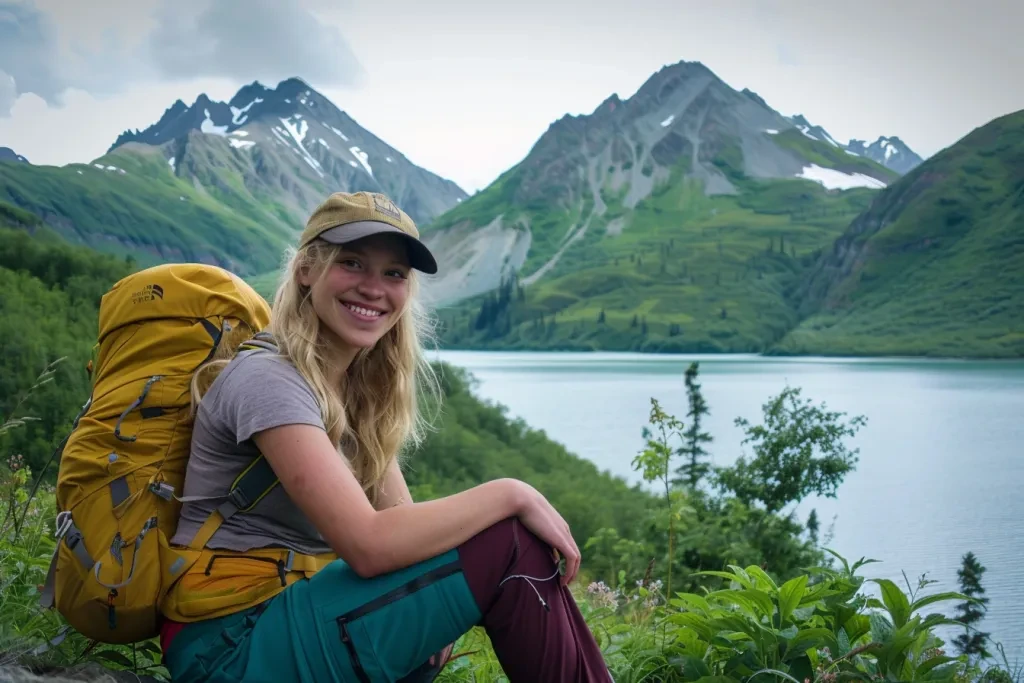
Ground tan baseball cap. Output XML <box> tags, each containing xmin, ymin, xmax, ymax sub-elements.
<box><xmin>299</xmin><ymin>191</ymin><xmax>438</xmax><ymax>274</ymax></box>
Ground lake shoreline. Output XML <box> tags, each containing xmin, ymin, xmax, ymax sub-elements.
<box><xmin>430</xmin><ymin>344</ymin><xmax>1024</xmax><ymax>364</ymax></box>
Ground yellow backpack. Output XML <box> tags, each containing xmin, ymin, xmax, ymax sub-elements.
<box><xmin>39</xmin><ymin>263</ymin><xmax>275</xmax><ymax>644</ymax></box>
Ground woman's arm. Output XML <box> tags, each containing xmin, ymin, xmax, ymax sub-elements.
<box><xmin>253</xmin><ymin>423</ymin><xmax>579</xmax><ymax>582</ymax></box>
<box><xmin>375</xmin><ymin>458</ymin><xmax>413</xmax><ymax>510</ymax></box>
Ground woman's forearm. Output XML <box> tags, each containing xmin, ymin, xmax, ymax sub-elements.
<box><xmin>355</xmin><ymin>478</ymin><xmax>526</xmax><ymax>577</ymax></box>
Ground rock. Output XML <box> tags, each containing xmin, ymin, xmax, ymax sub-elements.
<box><xmin>0</xmin><ymin>663</ymin><xmax>162</xmax><ymax>682</ymax></box>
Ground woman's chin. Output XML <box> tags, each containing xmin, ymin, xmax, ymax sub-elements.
<box><xmin>338</xmin><ymin>329</ymin><xmax>385</xmax><ymax>351</ymax></box>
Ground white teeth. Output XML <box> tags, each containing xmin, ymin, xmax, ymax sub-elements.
<box><xmin>344</xmin><ymin>303</ymin><xmax>381</xmax><ymax>318</ymax></box>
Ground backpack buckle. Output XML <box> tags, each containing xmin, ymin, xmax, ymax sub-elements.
<box><xmin>149</xmin><ymin>482</ymin><xmax>175</xmax><ymax>501</ymax></box>
<box><xmin>228</xmin><ymin>487</ymin><xmax>253</xmax><ymax>511</ymax></box>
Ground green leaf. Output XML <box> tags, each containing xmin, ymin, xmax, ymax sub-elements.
<box><xmin>851</xmin><ymin>556</ymin><xmax>881</xmax><ymax>573</ymax></box>
<box><xmin>784</xmin><ymin>628</ymin><xmax>838</xmax><ymax>661</ymax></box>
<box><xmin>837</xmin><ymin>627</ymin><xmax>851</xmax><ymax>656</ymax></box>
<box><xmin>693</xmin><ymin>677</ymin><xmax>739</xmax><ymax>683</ymax></box>
<box><xmin>679</xmin><ymin>655</ymin><xmax>711</xmax><ymax>679</ymax></box>
<box><xmin>669</xmin><ymin>611</ymin><xmax>716</xmax><ymax>641</ymax></box>
<box><xmin>822</xmin><ymin>548</ymin><xmax>851</xmax><ymax>573</ymax></box>
<box><xmin>883</xmin><ymin>630</ymin><xmax>919</xmax><ymax>673</ymax></box>
<box><xmin>869</xmin><ymin>612</ymin><xmax>894</xmax><ymax>643</ymax></box>
<box><xmin>778</xmin><ymin>575</ymin><xmax>807</xmax><ymax>625</ymax></box>
<box><xmin>910</xmin><ymin>591</ymin><xmax>972</xmax><ymax>614</ymax></box>
<box><xmin>736</xmin><ymin>589</ymin><xmax>776</xmax><ymax>618</ymax></box>
<box><xmin>93</xmin><ymin>649</ymin><xmax>134</xmax><ymax>668</ymax></box>
<box><xmin>713</xmin><ymin>590</ymin><xmax>761</xmax><ymax>619</ymax></box>
<box><xmin>695</xmin><ymin>570</ymin><xmax>753</xmax><ymax>590</ymax></box>
<box><xmin>916</xmin><ymin>655</ymin><xmax>957</xmax><ymax>677</ymax></box>
<box><xmin>870</xmin><ymin>579</ymin><xmax>911</xmax><ymax>628</ymax></box>
<box><xmin>672</xmin><ymin>593</ymin><xmax>713</xmax><ymax>614</ymax></box>
<box><xmin>744</xmin><ymin>565</ymin><xmax>779</xmax><ymax>592</ymax></box>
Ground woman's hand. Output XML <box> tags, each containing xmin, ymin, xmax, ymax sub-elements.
<box><xmin>515</xmin><ymin>482</ymin><xmax>581</xmax><ymax>586</ymax></box>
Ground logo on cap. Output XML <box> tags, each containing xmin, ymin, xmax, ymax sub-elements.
<box><xmin>372</xmin><ymin>194</ymin><xmax>401</xmax><ymax>221</ymax></box>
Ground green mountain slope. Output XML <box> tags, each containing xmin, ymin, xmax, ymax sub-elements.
<box><xmin>0</xmin><ymin>148</ymin><xmax>289</xmax><ymax>275</ymax></box>
<box><xmin>422</xmin><ymin>61</ymin><xmax>896</xmax><ymax>352</ymax></box>
<box><xmin>775</xmin><ymin>109</ymin><xmax>1024</xmax><ymax>358</ymax></box>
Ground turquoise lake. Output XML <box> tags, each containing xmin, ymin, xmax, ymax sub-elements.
<box><xmin>433</xmin><ymin>350</ymin><xmax>1024</xmax><ymax>661</ymax></box>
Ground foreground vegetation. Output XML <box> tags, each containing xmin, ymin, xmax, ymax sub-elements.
<box><xmin>0</xmin><ymin>219</ymin><xmax>1017</xmax><ymax>681</ymax></box>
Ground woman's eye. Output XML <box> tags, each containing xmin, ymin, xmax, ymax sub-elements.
<box><xmin>339</xmin><ymin>258</ymin><xmax>360</xmax><ymax>269</ymax></box>
<box><xmin>387</xmin><ymin>269</ymin><xmax>409</xmax><ymax>279</ymax></box>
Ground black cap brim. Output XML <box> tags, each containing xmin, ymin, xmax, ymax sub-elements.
<box><xmin>317</xmin><ymin>221</ymin><xmax>438</xmax><ymax>275</ymax></box>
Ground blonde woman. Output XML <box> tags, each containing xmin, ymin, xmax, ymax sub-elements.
<box><xmin>159</xmin><ymin>192</ymin><xmax>612</xmax><ymax>682</ymax></box>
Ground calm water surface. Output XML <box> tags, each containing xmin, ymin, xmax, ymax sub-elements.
<box><xmin>433</xmin><ymin>350</ymin><xmax>1024</xmax><ymax>660</ymax></box>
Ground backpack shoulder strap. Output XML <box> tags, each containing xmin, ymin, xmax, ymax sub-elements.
<box><xmin>178</xmin><ymin>454</ymin><xmax>280</xmax><ymax>551</ymax></box>
<box><xmin>176</xmin><ymin>331</ymin><xmax>284</xmax><ymax>551</ymax></box>
<box><xmin>239</xmin><ymin>331</ymin><xmax>278</xmax><ymax>354</ymax></box>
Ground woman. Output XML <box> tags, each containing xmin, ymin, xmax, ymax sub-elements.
<box><xmin>159</xmin><ymin>191</ymin><xmax>612</xmax><ymax>682</ymax></box>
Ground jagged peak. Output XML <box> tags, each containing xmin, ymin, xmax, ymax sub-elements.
<box><xmin>741</xmin><ymin>88</ymin><xmax>771</xmax><ymax>110</ymax></box>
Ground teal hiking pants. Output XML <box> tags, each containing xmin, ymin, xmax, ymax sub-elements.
<box><xmin>164</xmin><ymin>548</ymin><xmax>479</xmax><ymax>682</ymax></box>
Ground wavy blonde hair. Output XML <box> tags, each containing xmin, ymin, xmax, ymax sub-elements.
<box><xmin>192</xmin><ymin>239</ymin><xmax>442</xmax><ymax>506</ymax></box>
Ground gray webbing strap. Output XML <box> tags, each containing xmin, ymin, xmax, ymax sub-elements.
<box><xmin>39</xmin><ymin>515</ymin><xmax>94</xmax><ymax>609</ymax></box>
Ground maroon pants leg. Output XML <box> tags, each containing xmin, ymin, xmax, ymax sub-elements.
<box><xmin>456</xmin><ymin>517</ymin><xmax>613</xmax><ymax>683</ymax></box>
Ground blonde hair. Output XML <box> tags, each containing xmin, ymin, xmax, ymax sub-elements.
<box><xmin>191</xmin><ymin>239</ymin><xmax>442</xmax><ymax>506</ymax></box>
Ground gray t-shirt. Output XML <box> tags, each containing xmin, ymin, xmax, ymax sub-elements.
<box><xmin>171</xmin><ymin>349</ymin><xmax>333</xmax><ymax>555</ymax></box>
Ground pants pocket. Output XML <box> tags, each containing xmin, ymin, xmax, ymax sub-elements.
<box><xmin>330</xmin><ymin>559</ymin><xmax>476</xmax><ymax>682</ymax></box>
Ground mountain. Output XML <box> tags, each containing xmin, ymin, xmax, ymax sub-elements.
<box><xmin>776</xmin><ymin>108</ymin><xmax>1024</xmax><ymax>358</ymax></box>
<box><xmin>421</xmin><ymin>60</ymin><xmax>898</xmax><ymax>352</ymax></box>
<box><xmin>0</xmin><ymin>147</ymin><xmax>29</xmax><ymax>163</ymax></box>
<box><xmin>783</xmin><ymin>115</ymin><xmax>923</xmax><ymax>174</ymax></box>
<box><xmin>846</xmin><ymin>136</ymin><xmax>922</xmax><ymax>174</ymax></box>
<box><xmin>0</xmin><ymin>78</ymin><xmax>466</xmax><ymax>276</ymax></box>
<box><xmin>784</xmin><ymin>114</ymin><xmax>848</xmax><ymax>149</ymax></box>
<box><xmin>109</xmin><ymin>78</ymin><xmax>467</xmax><ymax>226</ymax></box>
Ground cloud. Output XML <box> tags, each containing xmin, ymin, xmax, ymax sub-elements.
<box><xmin>0</xmin><ymin>0</ymin><xmax>362</xmax><ymax>117</ymax></box>
<box><xmin>0</xmin><ymin>70</ymin><xmax>16</xmax><ymax>114</ymax></box>
<box><xmin>0</xmin><ymin>1</ymin><xmax>66</xmax><ymax>115</ymax></box>
<box><xmin>148</xmin><ymin>0</ymin><xmax>363</xmax><ymax>88</ymax></box>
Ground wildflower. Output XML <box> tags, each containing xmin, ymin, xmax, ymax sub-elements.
<box><xmin>585</xmin><ymin>581</ymin><xmax>618</xmax><ymax>608</ymax></box>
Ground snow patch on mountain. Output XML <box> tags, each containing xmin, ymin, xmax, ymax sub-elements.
<box><xmin>201</xmin><ymin>109</ymin><xmax>228</xmax><ymax>136</ymax></box>
<box><xmin>798</xmin><ymin>164</ymin><xmax>886</xmax><ymax>190</ymax></box>
<box><xmin>230</xmin><ymin>98</ymin><xmax>263</xmax><ymax>125</ymax></box>
<box><xmin>349</xmin><ymin>146</ymin><xmax>372</xmax><ymax>176</ymax></box>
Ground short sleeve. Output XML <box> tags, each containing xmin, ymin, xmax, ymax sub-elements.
<box><xmin>208</xmin><ymin>351</ymin><xmax>326</xmax><ymax>444</ymax></box>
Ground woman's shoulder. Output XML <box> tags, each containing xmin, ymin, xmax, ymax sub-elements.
<box><xmin>214</xmin><ymin>349</ymin><xmax>317</xmax><ymax>402</ymax></box>
<box><xmin>202</xmin><ymin>349</ymin><xmax>326</xmax><ymax>436</ymax></box>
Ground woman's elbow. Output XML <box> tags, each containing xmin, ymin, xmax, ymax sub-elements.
<box><xmin>347</xmin><ymin>552</ymin><xmax>382</xmax><ymax>579</ymax></box>
<box><xmin>329</xmin><ymin>529</ymin><xmax>384</xmax><ymax>578</ymax></box>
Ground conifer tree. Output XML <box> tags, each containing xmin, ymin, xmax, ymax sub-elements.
<box><xmin>954</xmin><ymin>551</ymin><xmax>991</xmax><ymax>660</ymax></box>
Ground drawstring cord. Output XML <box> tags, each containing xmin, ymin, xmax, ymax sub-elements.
<box><xmin>498</xmin><ymin>567</ymin><xmax>561</xmax><ymax>612</ymax></box>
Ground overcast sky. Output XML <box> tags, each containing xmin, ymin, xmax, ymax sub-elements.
<box><xmin>1</xmin><ymin>0</ymin><xmax>1022</xmax><ymax>193</ymax></box>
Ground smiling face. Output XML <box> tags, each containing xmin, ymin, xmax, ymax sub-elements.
<box><xmin>299</xmin><ymin>233</ymin><xmax>412</xmax><ymax>355</ymax></box>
